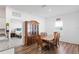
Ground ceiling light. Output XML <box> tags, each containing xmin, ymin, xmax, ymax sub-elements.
<box><xmin>41</xmin><ymin>5</ymin><xmax>47</xmax><ymax>8</ymax></box>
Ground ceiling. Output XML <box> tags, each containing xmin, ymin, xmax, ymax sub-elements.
<box><xmin>8</xmin><ymin>5</ymin><xmax>79</xmax><ymax>18</ymax></box>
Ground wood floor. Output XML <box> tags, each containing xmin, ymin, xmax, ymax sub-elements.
<box><xmin>15</xmin><ymin>42</ymin><xmax>79</xmax><ymax>54</ymax></box>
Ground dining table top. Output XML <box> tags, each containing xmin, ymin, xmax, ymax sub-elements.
<box><xmin>41</xmin><ymin>35</ymin><xmax>53</xmax><ymax>41</ymax></box>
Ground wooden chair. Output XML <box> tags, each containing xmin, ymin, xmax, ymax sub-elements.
<box><xmin>40</xmin><ymin>32</ymin><xmax>47</xmax><ymax>38</ymax></box>
<box><xmin>50</xmin><ymin>32</ymin><xmax>60</xmax><ymax>47</ymax></box>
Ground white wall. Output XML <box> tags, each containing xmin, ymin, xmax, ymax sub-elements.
<box><xmin>0</xmin><ymin>7</ymin><xmax>6</xmax><ymax>29</ymax></box>
<box><xmin>0</xmin><ymin>6</ymin><xmax>5</xmax><ymax>18</ymax></box>
<box><xmin>45</xmin><ymin>11</ymin><xmax>79</xmax><ymax>44</ymax></box>
<box><xmin>6</xmin><ymin>6</ymin><xmax>45</xmax><ymax>32</ymax></box>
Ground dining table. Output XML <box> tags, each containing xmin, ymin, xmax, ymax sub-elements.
<box><xmin>41</xmin><ymin>35</ymin><xmax>53</xmax><ymax>42</ymax></box>
<box><xmin>41</xmin><ymin>35</ymin><xmax>53</xmax><ymax>49</ymax></box>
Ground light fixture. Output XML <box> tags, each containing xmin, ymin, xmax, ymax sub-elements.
<box><xmin>41</xmin><ymin>5</ymin><xmax>47</xmax><ymax>8</ymax></box>
<box><xmin>41</xmin><ymin>5</ymin><xmax>52</xmax><ymax>12</ymax></box>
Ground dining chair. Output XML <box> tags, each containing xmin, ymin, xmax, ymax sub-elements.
<box><xmin>40</xmin><ymin>32</ymin><xmax>47</xmax><ymax>38</ymax></box>
<box><xmin>50</xmin><ymin>32</ymin><xmax>60</xmax><ymax>47</ymax></box>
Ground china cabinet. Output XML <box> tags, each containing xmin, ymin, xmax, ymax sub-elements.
<box><xmin>24</xmin><ymin>20</ymin><xmax>39</xmax><ymax>46</ymax></box>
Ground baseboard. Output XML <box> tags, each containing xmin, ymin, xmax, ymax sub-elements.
<box><xmin>60</xmin><ymin>41</ymin><xmax>79</xmax><ymax>45</ymax></box>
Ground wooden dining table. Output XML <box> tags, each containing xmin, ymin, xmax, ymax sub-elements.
<box><xmin>41</xmin><ymin>35</ymin><xmax>53</xmax><ymax>42</ymax></box>
<box><xmin>41</xmin><ymin>35</ymin><xmax>53</xmax><ymax>49</ymax></box>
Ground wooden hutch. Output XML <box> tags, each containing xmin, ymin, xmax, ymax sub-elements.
<box><xmin>24</xmin><ymin>20</ymin><xmax>39</xmax><ymax>46</ymax></box>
